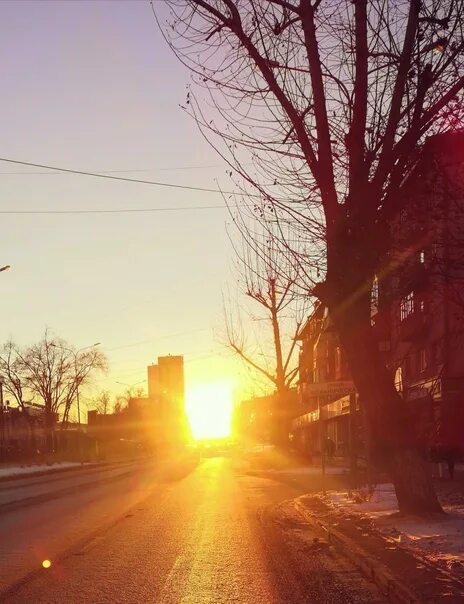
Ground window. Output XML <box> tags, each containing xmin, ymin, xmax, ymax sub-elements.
<box><xmin>419</xmin><ymin>250</ymin><xmax>425</xmax><ymax>264</ymax></box>
<box><xmin>394</xmin><ymin>367</ymin><xmax>403</xmax><ymax>394</ymax></box>
<box><xmin>400</xmin><ymin>291</ymin><xmax>414</xmax><ymax>321</ymax></box>
<box><xmin>371</xmin><ymin>275</ymin><xmax>379</xmax><ymax>314</ymax></box>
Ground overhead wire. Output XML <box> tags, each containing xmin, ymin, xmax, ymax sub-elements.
<box><xmin>0</xmin><ymin>156</ymin><xmax>256</xmax><ymax>197</ymax></box>
<box><xmin>0</xmin><ymin>205</ymin><xmax>231</xmax><ymax>215</ymax></box>
<box><xmin>0</xmin><ymin>156</ymin><xmax>259</xmax><ymax>214</ymax></box>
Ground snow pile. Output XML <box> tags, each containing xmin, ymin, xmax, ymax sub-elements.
<box><xmin>267</xmin><ymin>465</ymin><xmax>347</xmax><ymax>476</ymax></box>
<box><xmin>326</xmin><ymin>483</ymin><xmax>464</xmax><ymax>575</ymax></box>
<box><xmin>0</xmin><ymin>461</ymin><xmax>88</xmax><ymax>479</ymax></box>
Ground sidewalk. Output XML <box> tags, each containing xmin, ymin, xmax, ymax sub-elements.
<box><xmin>293</xmin><ymin>481</ymin><xmax>464</xmax><ymax>604</ymax></box>
<box><xmin>244</xmin><ymin>449</ymin><xmax>464</xmax><ymax>602</ymax></box>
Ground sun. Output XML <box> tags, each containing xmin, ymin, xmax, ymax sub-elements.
<box><xmin>186</xmin><ymin>381</ymin><xmax>233</xmax><ymax>440</ymax></box>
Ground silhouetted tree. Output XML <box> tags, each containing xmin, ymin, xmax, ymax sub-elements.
<box><xmin>223</xmin><ymin>220</ymin><xmax>306</xmax><ymax>442</ymax></box>
<box><xmin>92</xmin><ymin>389</ymin><xmax>112</xmax><ymax>415</ymax></box>
<box><xmin>159</xmin><ymin>0</ymin><xmax>464</xmax><ymax>514</ymax></box>
<box><xmin>15</xmin><ymin>332</ymin><xmax>107</xmax><ymax>452</ymax></box>
<box><xmin>0</xmin><ymin>341</ymin><xmax>37</xmax><ymax>451</ymax></box>
<box><xmin>113</xmin><ymin>386</ymin><xmax>145</xmax><ymax>414</ymax></box>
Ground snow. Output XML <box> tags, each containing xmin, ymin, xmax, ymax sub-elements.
<box><xmin>265</xmin><ymin>465</ymin><xmax>347</xmax><ymax>476</ymax></box>
<box><xmin>325</xmin><ymin>483</ymin><xmax>464</xmax><ymax>574</ymax></box>
<box><xmin>0</xmin><ymin>461</ymin><xmax>92</xmax><ymax>479</ymax></box>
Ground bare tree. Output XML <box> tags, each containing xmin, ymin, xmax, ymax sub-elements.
<box><xmin>0</xmin><ymin>341</ymin><xmax>37</xmax><ymax>450</ymax></box>
<box><xmin>113</xmin><ymin>387</ymin><xmax>145</xmax><ymax>414</ymax></box>
<box><xmin>158</xmin><ymin>0</ymin><xmax>464</xmax><ymax>513</ymax></box>
<box><xmin>91</xmin><ymin>389</ymin><xmax>112</xmax><ymax>415</ymax></box>
<box><xmin>224</xmin><ymin>221</ymin><xmax>306</xmax><ymax>442</ymax></box>
<box><xmin>15</xmin><ymin>332</ymin><xmax>107</xmax><ymax>452</ymax></box>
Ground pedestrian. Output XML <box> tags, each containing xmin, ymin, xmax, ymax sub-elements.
<box><xmin>325</xmin><ymin>436</ymin><xmax>335</xmax><ymax>462</ymax></box>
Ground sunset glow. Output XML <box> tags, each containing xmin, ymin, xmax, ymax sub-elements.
<box><xmin>186</xmin><ymin>381</ymin><xmax>233</xmax><ymax>440</ymax></box>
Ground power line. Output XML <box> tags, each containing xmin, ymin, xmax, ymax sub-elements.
<box><xmin>0</xmin><ymin>169</ymin><xmax>148</xmax><ymax>176</ymax></box>
<box><xmin>0</xmin><ymin>205</ymin><xmax>231</xmax><ymax>215</ymax></box>
<box><xmin>0</xmin><ymin>163</ymin><xmax>242</xmax><ymax>175</ymax></box>
<box><xmin>0</xmin><ymin>156</ymin><xmax>254</xmax><ymax>197</ymax></box>
<box><xmin>107</xmin><ymin>328</ymin><xmax>211</xmax><ymax>352</ymax></box>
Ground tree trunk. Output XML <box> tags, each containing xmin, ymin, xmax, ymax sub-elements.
<box><xmin>328</xmin><ymin>288</ymin><xmax>443</xmax><ymax>515</ymax></box>
<box><xmin>390</xmin><ymin>447</ymin><xmax>443</xmax><ymax>515</ymax></box>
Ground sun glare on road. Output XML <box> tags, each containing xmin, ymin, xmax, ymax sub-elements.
<box><xmin>186</xmin><ymin>381</ymin><xmax>233</xmax><ymax>440</ymax></box>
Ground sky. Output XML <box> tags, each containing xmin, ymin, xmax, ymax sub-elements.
<box><xmin>0</xmin><ymin>0</ymin><xmax>258</xmax><ymax>407</ymax></box>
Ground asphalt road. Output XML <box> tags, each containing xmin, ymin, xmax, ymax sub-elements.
<box><xmin>0</xmin><ymin>456</ymin><xmax>387</xmax><ymax>603</ymax></box>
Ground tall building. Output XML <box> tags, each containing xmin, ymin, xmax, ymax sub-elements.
<box><xmin>158</xmin><ymin>355</ymin><xmax>185</xmax><ymax>415</ymax></box>
<box><xmin>147</xmin><ymin>355</ymin><xmax>188</xmax><ymax>445</ymax></box>
<box><xmin>147</xmin><ymin>364</ymin><xmax>159</xmax><ymax>400</ymax></box>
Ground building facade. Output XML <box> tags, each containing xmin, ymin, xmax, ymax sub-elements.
<box><xmin>292</xmin><ymin>303</ymin><xmax>357</xmax><ymax>459</ymax></box>
<box><xmin>381</xmin><ymin>132</ymin><xmax>464</xmax><ymax>455</ymax></box>
<box><xmin>88</xmin><ymin>354</ymin><xmax>189</xmax><ymax>454</ymax></box>
<box><xmin>293</xmin><ymin>132</ymin><xmax>464</xmax><ymax>462</ymax></box>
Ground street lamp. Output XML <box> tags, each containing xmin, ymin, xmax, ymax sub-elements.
<box><xmin>51</xmin><ymin>342</ymin><xmax>101</xmax><ymax>426</ymax></box>
<box><xmin>116</xmin><ymin>380</ymin><xmax>145</xmax><ymax>390</ymax></box>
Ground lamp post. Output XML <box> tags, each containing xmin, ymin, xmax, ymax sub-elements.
<box><xmin>51</xmin><ymin>342</ymin><xmax>101</xmax><ymax>426</ymax></box>
<box><xmin>116</xmin><ymin>380</ymin><xmax>145</xmax><ymax>390</ymax></box>
<box><xmin>116</xmin><ymin>380</ymin><xmax>145</xmax><ymax>408</ymax></box>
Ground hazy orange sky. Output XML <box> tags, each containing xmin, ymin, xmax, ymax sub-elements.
<box><xmin>0</xmin><ymin>1</ymin><xmax>259</xmax><ymax>403</ymax></box>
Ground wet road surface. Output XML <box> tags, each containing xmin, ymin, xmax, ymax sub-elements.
<box><xmin>0</xmin><ymin>457</ymin><xmax>387</xmax><ymax>603</ymax></box>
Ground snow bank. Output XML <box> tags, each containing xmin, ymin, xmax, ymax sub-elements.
<box><xmin>266</xmin><ymin>465</ymin><xmax>348</xmax><ymax>476</ymax></box>
<box><xmin>0</xmin><ymin>461</ymin><xmax>87</xmax><ymax>479</ymax></box>
<box><xmin>325</xmin><ymin>483</ymin><xmax>464</xmax><ymax>574</ymax></box>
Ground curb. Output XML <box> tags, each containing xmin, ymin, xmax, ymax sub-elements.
<box><xmin>0</xmin><ymin>462</ymin><xmax>103</xmax><ymax>484</ymax></box>
<box><xmin>294</xmin><ymin>498</ymin><xmax>421</xmax><ymax>604</ymax></box>
<box><xmin>0</xmin><ymin>457</ymin><xmax>186</xmax><ymax>514</ymax></box>
<box><xmin>0</xmin><ymin>456</ymin><xmax>152</xmax><ymax>484</ymax></box>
